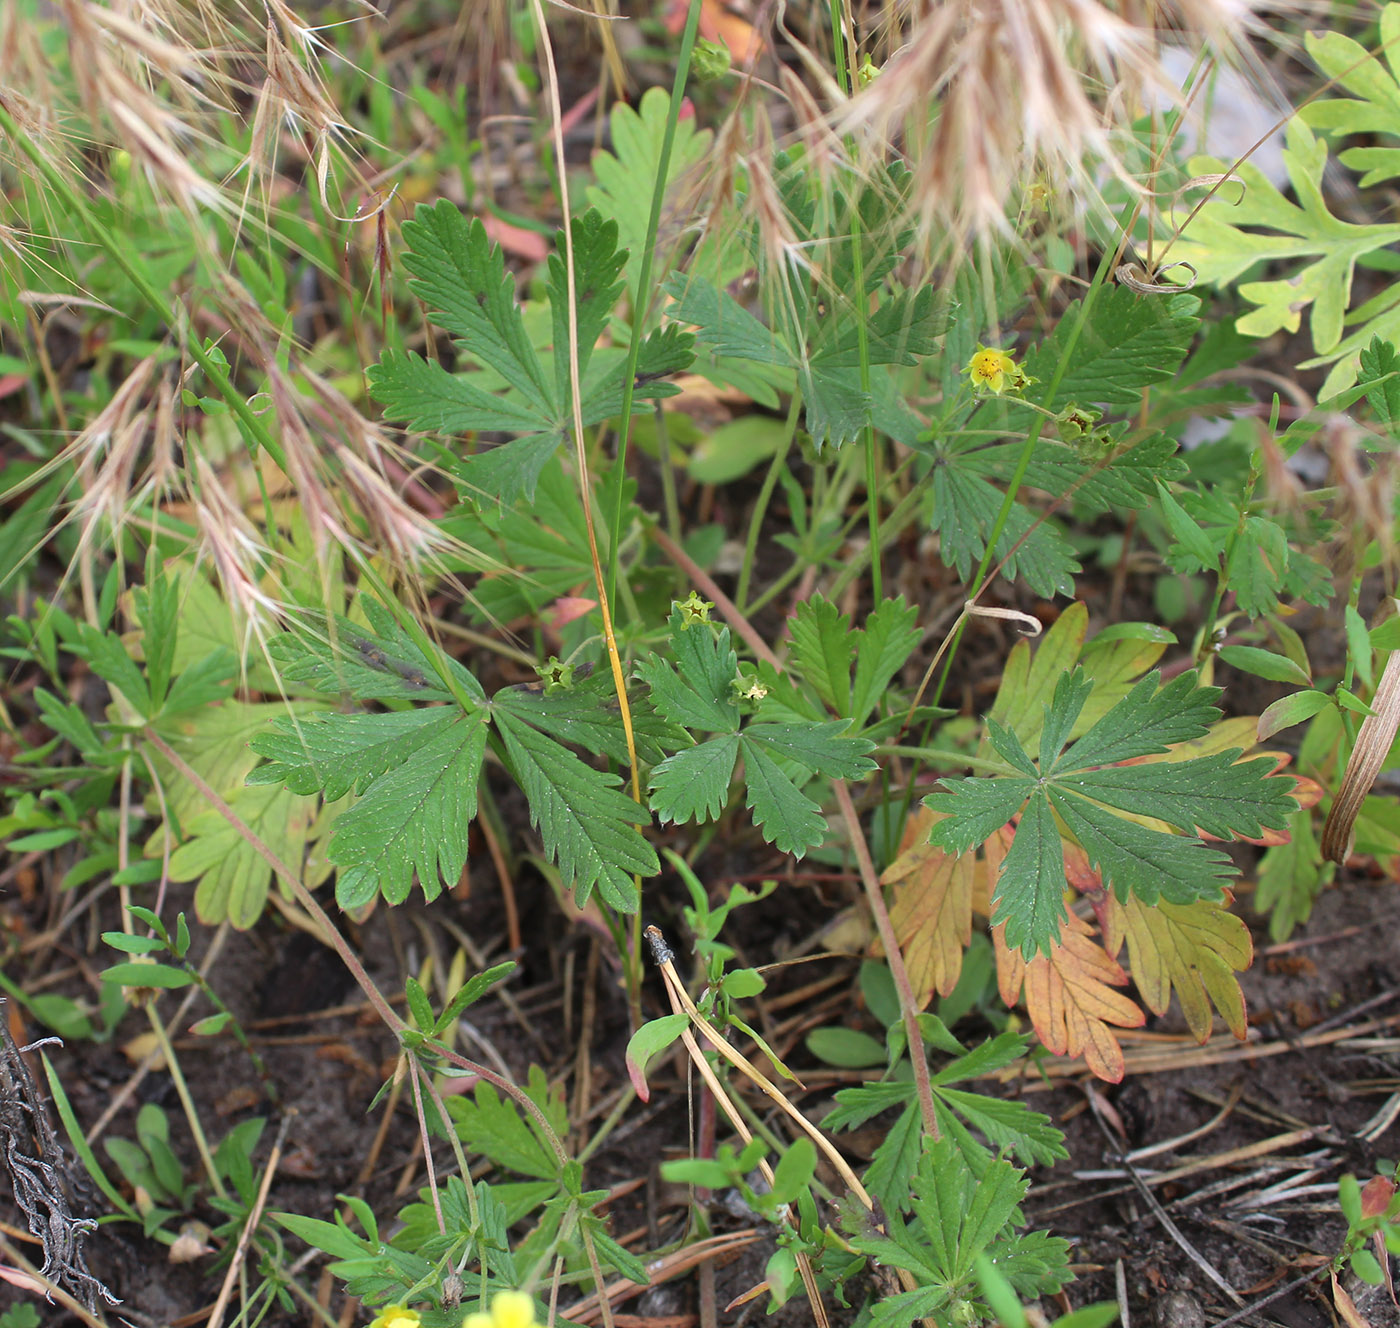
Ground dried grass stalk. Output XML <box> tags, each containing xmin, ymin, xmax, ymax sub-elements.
<box><xmin>1321</xmin><ymin>648</ymin><xmax>1400</xmax><ymax>864</ymax></box>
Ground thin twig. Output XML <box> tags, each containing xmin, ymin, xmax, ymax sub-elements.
<box><xmin>1086</xmin><ymin>1086</ymin><xmax>1246</xmax><ymax>1309</ymax></box>
<box><xmin>205</xmin><ymin>1113</ymin><xmax>291</xmax><ymax>1328</ymax></box>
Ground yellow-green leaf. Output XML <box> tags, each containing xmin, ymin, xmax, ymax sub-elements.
<box><xmin>1118</xmin><ymin>894</ymin><xmax>1252</xmax><ymax>1041</ymax></box>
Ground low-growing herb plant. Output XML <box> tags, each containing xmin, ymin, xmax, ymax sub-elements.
<box><xmin>4</xmin><ymin>1</ymin><xmax>1400</xmax><ymax>1325</ymax></box>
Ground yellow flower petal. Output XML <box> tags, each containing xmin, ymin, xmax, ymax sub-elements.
<box><xmin>491</xmin><ymin>1291</ymin><xmax>538</xmax><ymax>1328</ymax></box>
<box><xmin>369</xmin><ymin>1307</ymin><xmax>421</xmax><ymax>1328</ymax></box>
<box><xmin>464</xmin><ymin>1316</ymin><xmax>492</xmax><ymax>1328</ymax></box>
<box><xmin>967</xmin><ymin>347</ymin><xmax>1017</xmax><ymax>394</ymax></box>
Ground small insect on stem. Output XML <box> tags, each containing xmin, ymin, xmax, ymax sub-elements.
<box><xmin>644</xmin><ymin>924</ymin><xmax>675</xmax><ymax>966</ymax></box>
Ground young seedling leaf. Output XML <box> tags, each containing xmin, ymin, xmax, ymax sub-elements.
<box><xmin>625</xmin><ymin>1013</ymin><xmax>688</xmax><ymax>1101</ymax></box>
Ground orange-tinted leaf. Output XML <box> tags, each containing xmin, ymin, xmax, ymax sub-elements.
<box><xmin>994</xmin><ymin>910</ymin><xmax>1144</xmax><ymax>1083</ymax></box>
<box><xmin>1118</xmin><ymin>893</ymin><xmax>1251</xmax><ymax>1041</ymax></box>
<box><xmin>1290</xmin><ymin>773</ymin><xmax>1325</xmax><ymax>810</ymax></box>
<box><xmin>882</xmin><ymin>808</ymin><xmax>973</xmax><ymax>1007</ymax></box>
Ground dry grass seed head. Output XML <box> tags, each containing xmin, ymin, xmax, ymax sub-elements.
<box><xmin>190</xmin><ymin>453</ymin><xmax>281</xmax><ymax>653</ymax></box>
<box><xmin>64</xmin><ymin>355</ymin><xmax>158</xmax><ymax>550</ymax></box>
<box><xmin>1330</xmin><ymin>425</ymin><xmax>1397</xmax><ymax>575</ymax></box>
<box><xmin>264</xmin><ymin>364</ymin><xmax>346</xmax><ymax>566</ymax></box>
<box><xmin>841</xmin><ymin>0</ymin><xmax>1273</xmax><ymax>256</ymax></box>
<box><xmin>60</xmin><ymin>0</ymin><xmax>231</xmax><ymax>219</ymax></box>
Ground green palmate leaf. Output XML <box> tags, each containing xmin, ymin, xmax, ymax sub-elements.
<box><xmin>739</xmin><ymin>739</ymin><xmax>829</xmax><ymax>856</ymax></box>
<box><xmin>1062</xmin><ymin>751</ymin><xmax>1295</xmax><ymax>839</ymax></box>
<box><xmin>743</xmin><ymin>721</ymin><xmax>876</xmax><ymax>779</ymax></box>
<box><xmin>396</xmin><ymin>200</ymin><xmax>553</xmax><ymax>414</ymax></box>
<box><xmin>578</xmin><ymin>324</ymin><xmax>695</xmax><ymax>422</ymax></box>
<box><xmin>136</xmin><ymin>570</ymin><xmax>178</xmax><ymax>710</ymax></box>
<box><xmin>930</xmin><ymin>771</ymin><xmax>1037</xmax><ymax>853</ymax></box>
<box><xmin>1057</xmin><ymin>670</ymin><xmax>1223</xmax><ymax>769</ymax></box>
<box><xmin>442</xmin><ymin>458</ymin><xmax>607</xmax><ymax>623</ymax></box>
<box><xmin>369</xmin><ymin>350</ymin><xmax>548</xmax><ymax>434</ymax></box>
<box><xmin>1358</xmin><ymin>335</ymin><xmax>1400</xmax><ymax>441</ymax></box>
<box><xmin>492</xmin><ymin>680</ymin><xmax>681</xmax><ymax>766</ymax></box>
<box><xmin>991</xmin><ymin>790</ymin><xmax>1070</xmax><ymax>954</ymax></box>
<box><xmin>79</xmin><ymin>624</ymin><xmax>150</xmax><ymax>716</ymax></box>
<box><xmin>635</xmin><ymin>613</ymin><xmax>740</xmax><ymax>732</ymax></box>
<box><xmin>662</xmin><ymin>272</ymin><xmax>787</xmax><ymax>365</ymax></box>
<box><xmin>268</xmin><ymin>600</ymin><xmax>479</xmax><ymax>702</ymax></box>
<box><xmin>1038</xmin><ymin>670</ymin><xmax>1094</xmax><ymax>771</ymax></box>
<box><xmin>493</xmin><ymin>710</ymin><xmax>656</xmax><ymax>912</ymax></box>
<box><xmin>927</xmin><ymin>462</ymin><xmax>1079</xmax><ymax>598</ymax></box>
<box><xmin>788</xmin><ymin>597</ymin><xmax>853</xmax><ymax>714</ymax></box>
<box><xmin>648</xmin><ymin>734</ymin><xmax>739</xmax><ymax>825</ymax></box>
<box><xmin>661</xmin><ymin>224</ymin><xmax>948</xmax><ymax>450</ymax></box>
<box><xmin>1166</xmin><ymin>118</ymin><xmax>1400</xmax><ymax>394</ymax></box>
<box><xmin>250</xmin><ymin>709</ymin><xmax>461</xmax><ymax>799</ymax></box>
<box><xmin>1228</xmin><ymin>516</ymin><xmax>1292</xmax><ymax>617</ymax></box>
<box><xmin>448</xmin><ymin>1070</ymin><xmax>567</xmax><ymax>1182</ymax></box>
<box><xmin>848</xmin><ymin>1137</ymin><xmax>1067</xmax><ymax>1319</ymax></box>
<box><xmin>1001</xmin><ymin>433</ymin><xmax>1186</xmax><ymax>513</ymax></box>
<box><xmin>371</xmin><ymin>201</ymin><xmax>693</xmax><ymax>506</ymax></box>
<box><xmin>1163</xmin><ymin>489</ymin><xmax>1326</xmax><ymax>618</ymax></box>
<box><xmin>545</xmin><ymin>210</ymin><xmax>627</xmax><ymax>404</ymax></box>
<box><xmin>1023</xmin><ymin>286</ymin><xmax>1200</xmax><ymax>407</ymax></box>
<box><xmin>1048</xmin><ymin>788</ymin><xmax>1237</xmax><ymax>906</ymax></box>
<box><xmin>1155</xmin><ymin>479</ymin><xmax>1221</xmax><ymax>570</ymax></box>
<box><xmin>454</xmin><ymin>432</ymin><xmax>561</xmax><ymax>508</ymax></box>
<box><xmin>585</xmin><ymin>86</ymin><xmax>713</xmax><ymax>275</ymax></box>
<box><xmin>326</xmin><ymin>712</ymin><xmax>488</xmax><ymax>908</ymax></box>
<box><xmin>933</xmin><ymin>1089</ymin><xmax>1066</xmax><ymax>1168</ymax></box>
<box><xmin>927</xmin><ymin>667</ymin><xmax>1296</xmax><ymax>954</ymax></box>
<box><xmin>852</xmin><ymin>597</ymin><xmax>922</xmax><ymax>727</ymax></box>
<box><xmin>250</xmin><ymin>705</ymin><xmax>487</xmax><ymax>908</ymax></box>
<box><xmin>160</xmin><ymin>648</ymin><xmax>237</xmax><ymax>717</ymax></box>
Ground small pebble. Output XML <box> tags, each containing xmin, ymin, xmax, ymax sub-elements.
<box><xmin>1153</xmin><ymin>1289</ymin><xmax>1204</xmax><ymax>1328</ymax></box>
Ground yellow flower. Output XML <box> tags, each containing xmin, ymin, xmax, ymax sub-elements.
<box><xmin>369</xmin><ymin>1307</ymin><xmax>421</xmax><ymax>1328</ymax></box>
<box><xmin>464</xmin><ymin>1290</ymin><xmax>539</xmax><ymax>1328</ymax></box>
<box><xmin>965</xmin><ymin>346</ymin><xmax>1018</xmax><ymax>395</ymax></box>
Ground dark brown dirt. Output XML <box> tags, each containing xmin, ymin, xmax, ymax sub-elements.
<box><xmin>2</xmin><ymin>857</ymin><xmax>1397</xmax><ymax>1327</ymax></box>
